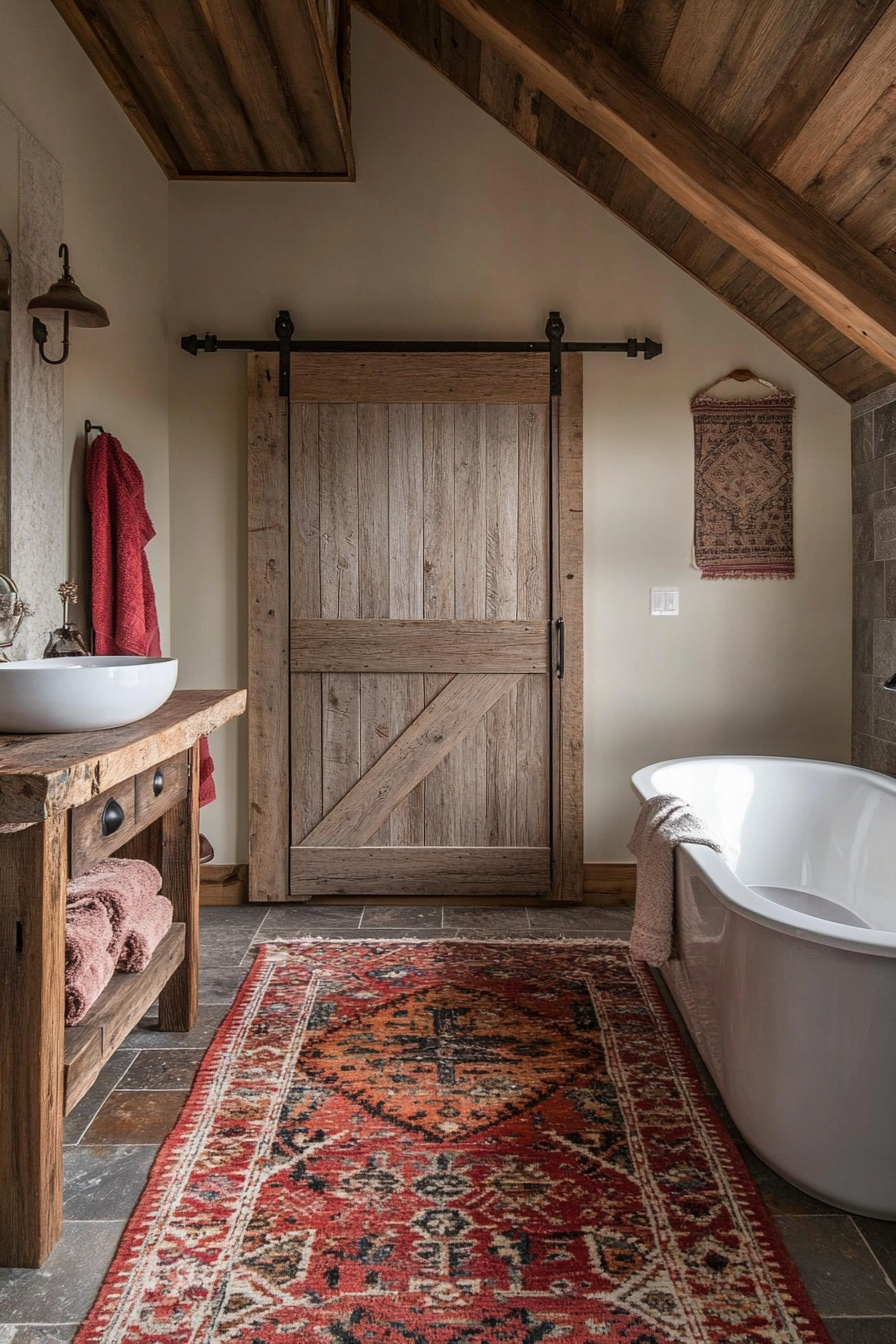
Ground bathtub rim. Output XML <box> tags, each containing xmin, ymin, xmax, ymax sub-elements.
<box><xmin>631</xmin><ymin>754</ymin><xmax>896</xmax><ymax>959</ymax></box>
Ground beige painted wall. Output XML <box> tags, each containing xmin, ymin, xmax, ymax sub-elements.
<box><xmin>0</xmin><ymin>0</ymin><xmax>170</xmax><ymax>648</ymax></box>
<box><xmin>169</xmin><ymin>13</ymin><xmax>851</xmax><ymax>864</ymax></box>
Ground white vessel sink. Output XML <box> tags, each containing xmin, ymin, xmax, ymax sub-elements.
<box><xmin>0</xmin><ymin>656</ymin><xmax>178</xmax><ymax>733</ymax></box>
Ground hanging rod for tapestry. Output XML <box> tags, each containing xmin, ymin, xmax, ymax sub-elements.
<box><xmin>84</xmin><ymin>420</ymin><xmax>105</xmax><ymax>438</ymax></box>
<box><xmin>694</xmin><ymin>368</ymin><xmax>786</xmax><ymax>398</ymax></box>
<box><xmin>180</xmin><ymin>310</ymin><xmax>663</xmax><ymax>398</ymax></box>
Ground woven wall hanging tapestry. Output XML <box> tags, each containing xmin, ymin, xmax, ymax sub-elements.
<box><xmin>691</xmin><ymin>370</ymin><xmax>795</xmax><ymax>579</ymax></box>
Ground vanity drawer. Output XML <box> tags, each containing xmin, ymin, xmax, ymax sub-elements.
<box><xmin>134</xmin><ymin>751</ymin><xmax>189</xmax><ymax>830</ymax></box>
<box><xmin>69</xmin><ymin>753</ymin><xmax>189</xmax><ymax>877</ymax></box>
<box><xmin>70</xmin><ymin>777</ymin><xmax>138</xmax><ymax>877</ymax></box>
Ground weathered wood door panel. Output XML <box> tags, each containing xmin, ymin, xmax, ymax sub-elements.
<box><xmin>248</xmin><ymin>352</ymin><xmax>583</xmax><ymax>901</ymax></box>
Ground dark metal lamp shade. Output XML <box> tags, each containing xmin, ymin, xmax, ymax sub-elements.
<box><xmin>27</xmin><ymin>273</ymin><xmax>109</xmax><ymax>328</ymax></box>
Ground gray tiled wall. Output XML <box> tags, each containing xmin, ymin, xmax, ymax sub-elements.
<box><xmin>852</xmin><ymin>381</ymin><xmax>896</xmax><ymax>774</ymax></box>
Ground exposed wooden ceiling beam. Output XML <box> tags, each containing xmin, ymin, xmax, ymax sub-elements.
<box><xmin>434</xmin><ymin>0</ymin><xmax>896</xmax><ymax>376</ymax></box>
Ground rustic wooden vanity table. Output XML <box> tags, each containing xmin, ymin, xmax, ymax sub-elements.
<box><xmin>0</xmin><ymin>689</ymin><xmax>246</xmax><ymax>1267</ymax></box>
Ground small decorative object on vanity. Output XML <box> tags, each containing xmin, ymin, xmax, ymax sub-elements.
<box><xmin>0</xmin><ymin>573</ymin><xmax>32</xmax><ymax>661</ymax></box>
<box><xmin>44</xmin><ymin>579</ymin><xmax>90</xmax><ymax>657</ymax></box>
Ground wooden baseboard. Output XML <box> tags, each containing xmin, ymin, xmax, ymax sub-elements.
<box><xmin>583</xmin><ymin>862</ymin><xmax>636</xmax><ymax>904</ymax></box>
<box><xmin>200</xmin><ymin>864</ymin><xmax>249</xmax><ymax>905</ymax></box>
<box><xmin>200</xmin><ymin>862</ymin><xmax>635</xmax><ymax>906</ymax></box>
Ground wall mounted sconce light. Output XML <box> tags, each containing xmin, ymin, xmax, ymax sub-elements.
<box><xmin>27</xmin><ymin>243</ymin><xmax>109</xmax><ymax>365</ymax></box>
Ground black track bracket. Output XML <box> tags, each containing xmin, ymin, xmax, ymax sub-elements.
<box><xmin>274</xmin><ymin>310</ymin><xmax>294</xmax><ymax>398</ymax></box>
<box><xmin>546</xmin><ymin>311</ymin><xmax>565</xmax><ymax>397</ymax></box>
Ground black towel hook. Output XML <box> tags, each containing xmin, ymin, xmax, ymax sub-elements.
<box><xmin>84</xmin><ymin>420</ymin><xmax>105</xmax><ymax>438</ymax></box>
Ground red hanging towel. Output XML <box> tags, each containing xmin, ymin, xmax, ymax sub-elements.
<box><xmin>86</xmin><ymin>433</ymin><xmax>216</xmax><ymax>805</ymax></box>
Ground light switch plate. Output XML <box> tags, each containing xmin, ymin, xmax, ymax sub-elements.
<box><xmin>651</xmin><ymin>587</ymin><xmax>680</xmax><ymax>616</ymax></box>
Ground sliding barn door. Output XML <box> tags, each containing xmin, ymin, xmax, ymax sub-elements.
<box><xmin>248</xmin><ymin>352</ymin><xmax>582</xmax><ymax>901</ymax></box>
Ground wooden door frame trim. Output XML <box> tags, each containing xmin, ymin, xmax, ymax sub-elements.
<box><xmin>248</xmin><ymin>355</ymin><xmax>291</xmax><ymax>902</ymax></box>
<box><xmin>552</xmin><ymin>353</ymin><xmax>584</xmax><ymax>900</ymax></box>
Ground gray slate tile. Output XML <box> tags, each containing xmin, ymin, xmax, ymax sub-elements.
<box><xmin>872</xmin><ymin>619</ymin><xmax>896</xmax><ymax>677</ymax></box>
<box><xmin>258</xmin><ymin>904</ymin><xmax>362</xmax><ymax>930</ymax></box>
<box><xmin>855</xmin><ymin>617</ymin><xmax>874</xmax><ymax>675</ymax></box>
<box><xmin>117</xmin><ymin>1048</ymin><xmax>206</xmax><ymax>1090</ymax></box>
<box><xmin>852</xmin><ymin>414</ymin><xmax>873</xmax><ymax>466</ymax></box>
<box><xmin>359</xmin><ymin>905</ymin><xmax>443</xmax><ymax>929</ymax></box>
<box><xmin>199</xmin><ymin>905</ymin><xmax>269</xmax><ymax>929</ymax></box>
<box><xmin>854</xmin><ymin>458</ymin><xmax>886</xmax><ymax>513</ymax></box>
<box><xmin>741</xmin><ymin>1151</ymin><xmax>834</xmax><ymax>1217</ymax></box>
<box><xmin>527</xmin><ymin>906</ymin><xmax>634</xmax><ymax>933</ymax></box>
<box><xmin>62</xmin><ymin>1051</ymin><xmax>138</xmax><ymax>1146</ymax></box>
<box><xmin>855</xmin><ymin>561</ymin><xmax>886</xmax><ymax>619</ymax></box>
<box><xmin>876</xmin><ymin>510</ymin><xmax>896</xmax><ymax>562</ymax></box>
<box><xmin>63</xmin><ymin>1145</ymin><xmax>157</xmax><ymax>1220</ymax></box>
<box><xmin>0</xmin><ymin>1329</ymin><xmax>78</xmax><ymax>1343</ymax></box>
<box><xmin>124</xmin><ymin>1003</ymin><xmax>228</xmax><ymax>1050</ymax></box>
<box><xmin>854</xmin><ymin>1216</ymin><xmax>896</xmax><ymax>1285</ymax></box>
<box><xmin>824</xmin><ymin>1319</ymin><xmax>896</xmax><ymax>1344</ymax></box>
<box><xmin>875</xmin><ymin>400</ymin><xmax>896</xmax><ymax>457</ymax></box>
<box><xmin>854</xmin><ymin>512</ymin><xmax>875</xmax><ymax>564</ymax></box>
<box><xmin>775</xmin><ymin>1216</ymin><xmax>896</xmax><ymax>1317</ymax></box>
<box><xmin>854</xmin><ymin>673</ymin><xmax>874</xmax><ymax>737</ymax></box>
<box><xmin>199</xmin><ymin>929</ymin><xmax>260</xmax><ymax>965</ymax></box>
<box><xmin>198</xmin><ymin>964</ymin><xmax>249</xmax><ymax>1003</ymax></box>
<box><xmin>444</xmin><ymin>907</ymin><xmax>530</xmax><ymax>931</ymax></box>
<box><xmin>0</xmin><ymin>1223</ymin><xmax>125</xmax><ymax>1324</ymax></box>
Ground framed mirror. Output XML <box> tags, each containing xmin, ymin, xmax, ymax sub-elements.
<box><xmin>0</xmin><ymin>229</ymin><xmax>9</xmax><ymax>575</ymax></box>
<box><xmin>0</xmin><ymin>572</ymin><xmax>27</xmax><ymax>653</ymax></box>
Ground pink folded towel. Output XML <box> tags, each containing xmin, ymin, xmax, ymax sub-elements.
<box><xmin>65</xmin><ymin>897</ymin><xmax>116</xmax><ymax>1025</ymax></box>
<box><xmin>627</xmin><ymin>794</ymin><xmax>730</xmax><ymax>966</ymax></box>
<box><xmin>67</xmin><ymin>857</ymin><xmax>173</xmax><ymax>971</ymax></box>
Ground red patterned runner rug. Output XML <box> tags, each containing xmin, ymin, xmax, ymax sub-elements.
<box><xmin>691</xmin><ymin>391</ymin><xmax>795</xmax><ymax>579</ymax></box>
<box><xmin>77</xmin><ymin>939</ymin><xmax>830</xmax><ymax>1344</ymax></box>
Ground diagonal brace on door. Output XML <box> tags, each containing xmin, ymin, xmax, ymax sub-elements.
<box><xmin>300</xmin><ymin>673</ymin><xmax>523</xmax><ymax>848</ymax></box>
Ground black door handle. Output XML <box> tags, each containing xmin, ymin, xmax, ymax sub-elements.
<box><xmin>556</xmin><ymin>618</ymin><xmax>565</xmax><ymax>679</ymax></box>
<box><xmin>153</xmin><ymin>769</ymin><xmax>164</xmax><ymax>797</ymax></box>
<box><xmin>101</xmin><ymin>797</ymin><xmax>125</xmax><ymax>836</ymax></box>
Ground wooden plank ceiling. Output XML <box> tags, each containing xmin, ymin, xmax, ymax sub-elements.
<box><xmin>50</xmin><ymin>0</ymin><xmax>353</xmax><ymax>178</ymax></box>
<box><xmin>357</xmin><ymin>0</ymin><xmax>896</xmax><ymax>402</ymax></box>
<box><xmin>52</xmin><ymin>0</ymin><xmax>896</xmax><ymax>399</ymax></box>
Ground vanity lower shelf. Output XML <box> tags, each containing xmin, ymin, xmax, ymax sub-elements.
<box><xmin>0</xmin><ymin>689</ymin><xmax>247</xmax><ymax>1268</ymax></box>
<box><xmin>63</xmin><ymin>921</ymin><xmax>186</xmax><ymax>1115</ymax></box>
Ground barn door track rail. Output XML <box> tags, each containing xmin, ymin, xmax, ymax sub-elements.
<box><xmin>181</xmin><ymin>310</ymin><xmax>662</xmax><ymax>397</ymax></box>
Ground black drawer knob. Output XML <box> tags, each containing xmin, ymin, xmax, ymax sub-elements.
<box><xmin>153</xmin><ymin>769</ymin><xmax>164</xmax><ymax>798</ymax></box>
<box><xmin>101</xmin><ymin>798</ymin><xmax>125</xmax><ymax>837</ymax></box>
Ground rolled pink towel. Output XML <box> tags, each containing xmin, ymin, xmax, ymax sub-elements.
<box><xmin>117</xmin><ymin>886</ymin><xmax>174</xmax><ymax>971</ymax></box>
<box><xmin>65</xmin><ymin>897</ymin><xmax>115</xmax><ymax>1025</ymax></box>
<box><xmin>67</xmin><ymin>858</ymin><xmax>173</xmax><ymax>973</ymax></box>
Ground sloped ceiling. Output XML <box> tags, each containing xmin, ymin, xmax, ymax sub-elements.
<box><xmin>359</xmin><ymin>0</ymin><xmax>896</xmax><ymax>401</ymax></box>
<box><xmin>51</xmin><ymin>0</ymin><xmax>896</xmax><ymax>400</ymax></box>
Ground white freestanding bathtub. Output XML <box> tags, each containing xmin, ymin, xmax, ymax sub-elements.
<box><xmin>631</xmin><ymin>755</ymin><xmax>896</xmax><ymax>1220</ymax></box>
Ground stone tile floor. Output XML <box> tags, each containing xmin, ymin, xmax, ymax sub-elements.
<box><xmin>0</xmin><ymin>902</ymin><xmax>893</xmax><ymax>1342</ymax></box>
